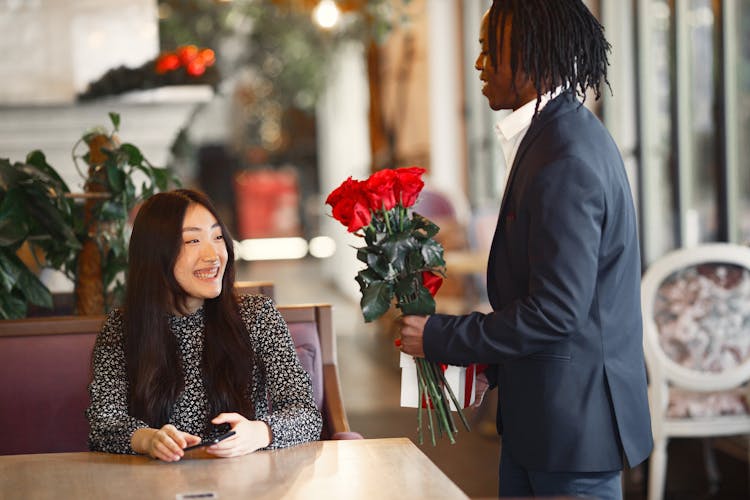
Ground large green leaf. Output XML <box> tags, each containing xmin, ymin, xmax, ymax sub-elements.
<box><xmin>397</xmin><ymin>285</ymin><xmax>435</xmax><ymax>316</ymax></box>
<box><xmin>0</xmin><ymin>290</ymin><xmax>27</xmax><ymax>319</ymax></box>
<box><xmin>360</xmin><ymin>280</ymin><xmax>393</xmax><ymax>322</ymax></box>
<box><xmin>420</xmin><ymin>238</ymin><xmax>445</xmax><ymax>268</ymax></box>
<box><xmin>381</xmin><ymin>233</ymin><xmax>418</xmax><ymax>273</ymax></box>
<box><xmin>25</xmin><ymin>150</ymin><xmax>71</xmax><ymax>193</ymax></box>
<box><xmin>366</xmin><ymin>251</ymin><xmax>389</xmax><ymax>278</ymax></box>
<box><xmin>119</xmin><ymin>143</ymin><xmax>144</xmax><ymax>166</ymax></box>
<box><xmin>106</xmin><ymin>162</ymin><xmax>126</xmax><ymax>193</ymax></box>
<box><xmin>16</xmin><ymin>266</ymin><xmax>52</xmax><ymax>308</ymax></box>
<box><xmin>0</xmin><ymin>210</ymin><xmax>27</xmax><ymax>246</ymax></box>
<box><xmin>411</xmin><ymin>212</ymin><xmax>440</xmax><ymax>239</ymax></box>
<box><xmin>0</xmin><ymin>247</ymin><xmax>25</xmax><ymax>292</ymax></box>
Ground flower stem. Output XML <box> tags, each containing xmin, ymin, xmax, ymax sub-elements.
<box><xmin>429</xmin><ymin>362</ymin><xmax>458</xmax><ymax>433</ymax></box>
<box><xmin>416</xmin><ymin>360</ymin><xmax>436</xmax><ymax>446</ymax></box>
<box><xmin>382</xmin><ymin>204</ymin><xmax>392</xmax><ymax>234</ymax></box>
<box><xmin>417</xmin><ymin>370</ymin><xmax>424</xmax><ymax>445</ymax></box>
<box><xmin>436</xmin><ymin>367</ymin><xmax>472</xmax><ymax>432</ymax></box>
<box><xmin>418</xmin><ymin>358</ymin><xmax>454</xmax><ymax>444</ymax></box>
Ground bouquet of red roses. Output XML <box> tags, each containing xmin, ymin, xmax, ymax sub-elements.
<box><xmin>326</xmin><ymin>166</ymin><xmax>470</xmax><ymax>445</ymax></box>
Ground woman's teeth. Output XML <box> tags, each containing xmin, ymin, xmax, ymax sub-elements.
<box><xmin>194</xmin><ymin>267</ymin><xmax>219</xmax><ymax>279</ymax></box>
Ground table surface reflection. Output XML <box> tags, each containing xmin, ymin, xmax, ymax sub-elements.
<box><xmin>0</xmin><ymin>437</ymin><xmax>468</xmax><ymax>500</ymax></box>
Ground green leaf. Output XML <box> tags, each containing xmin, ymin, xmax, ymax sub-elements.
<box><xmin>366</xmin><ymin>251</ymin><xmax>389</xmax><ymax>278</ymax></box>
<box><xmin>355</xmin><ymin>267</ymin><xmax>381</xmax><ymax>292</ymax></box>
<box><xmin>0</xmin><ymin>247</ymin><xmax>24</xmax><ymax>292</ymax></box>
<box><xmin>421</xmin><ymin>239</ymin><xmax>445</xmax><ymax>268</ymax></box>
<box><xmin>109</xmin><ymin>112</ymin><xmax>121</xmax><ymax>131</ymax></box>
<box><xmin>106</xmin><ymin>162</ymin><xmax>126</xmax><ymax>193</ymax></box>
<box><xmin>412</xmin><ymin>212</ymin><xmax>440</xmax><ymax>239</ymax></box>
<box><xmin>397</xmin><ymin>285</ymin><xmax>435</xmax><ymax>316</ymax></box>
<box><xmin>25</xmin><ymin>150</ymin><xmax>71</xmax><ymax>193</ymax></box>
<box><xmin>120</xmin><ymin>143</ymin><xmax>144</xmax><ymax>166</ymax></box>
<box><xmin>381</xmin><ymin>233</ymin><xmax>418</xmax><ymax>273</ymax></box>
<box><xmin>0</xmin><ymin>216</ymin><xmax>26</xmax><ymax>246</ymax></box>
<box><xmin>0</xmin><ymin>290</ymin><xmax>27</xmax><ymax>319</ymax></box>
<box><xmin>16</xmin><ymin>266</ymin><xmax>52</xmax><ymax>308</ymax></box>
<box><xmin>360</xmin><ymin>280</ymin><xmax>393</xmax><ymax>322</ymax></box>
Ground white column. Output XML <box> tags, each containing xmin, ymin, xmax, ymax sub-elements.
<box><xmin>316</xmin><ymin>42</ymin><xmax>371</xmax><ymax>301</ymax></box>
<box><xmin>427</xmin><ymin>0</ymin><xmax>463</xmax><ymax>195</ymax></box>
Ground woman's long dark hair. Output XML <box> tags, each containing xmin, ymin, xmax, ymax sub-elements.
<box><xmin>488</xmin><ymin>0</ymin><xmax>611</xmax><ymax>109</ymax></box>
<box><xmin>124</xmin><ymin>189</ymin><xmax>255</xmax><ymax>427</ymax></box>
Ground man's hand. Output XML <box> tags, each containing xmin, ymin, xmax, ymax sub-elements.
<box><xmin>398</xmin><ymin>315</ymin><xmax>429</xmax><ymax>358</ymax></box>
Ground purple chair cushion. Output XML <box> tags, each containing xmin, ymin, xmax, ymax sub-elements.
<box><xmin>288</xmin><ymin>322</ymin><xmax>324</xmax><ymax>410</ymax></box>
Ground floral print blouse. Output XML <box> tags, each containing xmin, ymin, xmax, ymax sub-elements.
<box><xmin>86</xmin><ymin>295</ymin><xmax>322</xmax><ymax>454</ymax></box>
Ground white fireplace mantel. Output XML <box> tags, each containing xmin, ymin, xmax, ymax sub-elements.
<box><xmin>0</xmin><ymin>85</ymin><xmax>213</xmax><ymax>191</ymax></box>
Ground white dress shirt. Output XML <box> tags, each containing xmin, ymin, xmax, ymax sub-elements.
<box><xmin>494</xmin><ymin>88</ymin><xmax>563</xmax><ymax>193</ymax></box>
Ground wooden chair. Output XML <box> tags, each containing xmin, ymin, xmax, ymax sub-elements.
<box><xmin>641</xmin><ymin>243</ymin><xmax>750</xmax><ymax>500</ymax></box>
<box><xmin>0</xmin><ymin>302</ymin><xmax>358</xmax><ymax>455</ymax></box>
<box><xmin>278</xmin><ymin>304</ymin><xmax>360</xmax><ymax>440</ymax></box>
<box><xmin>234</xmin><ymin>280</ymin><xmax>274</xmax><ymax>299</ymax></box>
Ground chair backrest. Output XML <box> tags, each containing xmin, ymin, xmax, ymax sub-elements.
<box><xmin>234</xmin><ymin>281</ymin><xmax>275</xmax><ymax>300</ymax></box>
<box><xmin>276</xmin><ymin>304</ymin><xmax>352</xmax><ymax>439</ymax></box>
<box><xmin>0</xmin><ymin>316</ymin><xmax>103</xmax><ymax>454</ymax></box>
<box><xmin>0</xmin><ymin>303</ymin><xmax>351</xmax><ymax>455</ymax></box>
<box><xmin>641</xmin><ymin>243</ymin><xmax>750</xmax><ymax>395</ymax></box>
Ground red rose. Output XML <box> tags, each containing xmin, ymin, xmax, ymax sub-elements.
<box><xmin>198</xmin><ymin>48</ymin><xmax>216</xmax><ymax>66</ymax></box>
<box><xmin>421</xmin><ymin>271</ymin><xmax>443</xmax><ymax>296</ymax></box>
<box><xmin>364</xmin><ymin>169</ymin><xmax>398</xmax><ymax>211</ymax></box>
<box><xmin>177</xmin><ymin>45</ymin><xmax>199</xmax><ymax>65</ymax></box>
<box><xmin>395</xmin><ymin>166</ymin><xmax>425</xmax><ymax>208</ymax></box>
<box><xmin>155</xmin><ymin>53</ymin><xmax>180</xmax><ymax>74</ymax></box>
<box><xmin>186</xmin><ymin>59</ymin><xmax>206</xmax><ymax>76</ymax></box>
<box><xmin>326</xmin><ymin>177</ymin><xmax>372</xmax><ymax>232</ymax></box>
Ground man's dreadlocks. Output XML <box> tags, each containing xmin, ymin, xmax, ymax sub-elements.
<box><xmin>488</xmin><ymin>0</ymin><xmax>611</xmax><ymax>109</ymax></box>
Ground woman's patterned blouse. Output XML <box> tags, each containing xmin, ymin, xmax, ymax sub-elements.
<box><xmin>86</xmin><ymin>295</ymin><xmax>322</xmax><ymax>454</ymax></box>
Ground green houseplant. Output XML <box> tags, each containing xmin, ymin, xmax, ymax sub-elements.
<box><xmin>0</xmin><ymin>153</ymin><xmax>80</xmax><ymax>318</ymax></box>
<box><xmin>0</xmin><ymin>113</ymin><xmax>177</xmax><ymax>319</ymax></box>
<box><xmin>70</xmin><ymin>112</ymin><xmax>178</xmax><ymax>314</ymax></box>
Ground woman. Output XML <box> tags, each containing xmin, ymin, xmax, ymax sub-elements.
<box><xmin>86</xmin><ymin>189</ymin><xmax>321</xmax><ymax>461</ymax></box>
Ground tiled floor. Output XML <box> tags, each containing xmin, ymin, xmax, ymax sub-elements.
<box><xmin>238</xmin><ymin>258</ymin><xmax>749</xmax><ymax>499</ymax></box>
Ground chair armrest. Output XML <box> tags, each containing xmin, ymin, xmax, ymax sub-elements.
<box><xmin>323</xmin><ymin>364</ymin><xmax>362</xmax><ymax>438</ymax></box>
<box><xmin>331</xmin><ymin>431</ymin><xmax>364</xmax><ymax>440</ymax></box>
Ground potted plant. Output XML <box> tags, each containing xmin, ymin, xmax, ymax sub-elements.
<box><xmin>0</xmin><ymin>113</ymin><xmax>178</xmax><ymax>319</ymax></box>
<box><xmin>0</xmin><ymin>152</ymin><xmax>80</xmax><ymax>318</ymax></box>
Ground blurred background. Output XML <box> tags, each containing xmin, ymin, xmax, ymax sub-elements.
<box><xmin>1</xmin><ymin>0</ymin><xmax>749</xmax><ymax>497</ymax></box>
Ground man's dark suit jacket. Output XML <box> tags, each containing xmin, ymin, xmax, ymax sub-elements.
<box><xmin>424</xmin><ymin>92</ymin><xmax>653</xmax><ymax>472</ymax></box>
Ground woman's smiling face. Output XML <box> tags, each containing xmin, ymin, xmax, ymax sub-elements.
<box><xmin>173</xmin><ymin>202</ymin><xmax>228</xmax><ymax>313</ymax></box>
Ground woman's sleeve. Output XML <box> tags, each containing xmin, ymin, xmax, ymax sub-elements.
<box><xmin>85</xmin><ymin>310</ymin><xmax>149</xmax><ymax>454</ymax></box>
<box><xmin>245</xmin><ymin>296</ymin><xmax>322</xmax><ymax>448</ymax></box>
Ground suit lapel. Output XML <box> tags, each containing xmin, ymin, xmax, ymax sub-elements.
<box><xmin>487</xmin><ymin>93</ymin><xmax>577</xmax><ymax>304</ymax></box>
<box><xmin>497</xmin><ymin>93</ymin><xmax>575</xmax><ymax>220</ymax></box>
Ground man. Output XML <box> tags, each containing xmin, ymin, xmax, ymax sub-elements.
<box><xmin>398</xmin><ymin>1</ymin><xmax>653</xmax><ymax>498</ymax></box>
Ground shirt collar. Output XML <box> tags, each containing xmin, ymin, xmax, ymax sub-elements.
<box><xmin>494</xmin><ymin>87</ymin><xmax>564</xmax><ymax>142</ymax></box>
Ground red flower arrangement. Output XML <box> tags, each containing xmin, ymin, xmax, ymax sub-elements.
<box><xmin>155</xmin><ymin>45</ymin><xmax>216</xmax><ymax>77</ymax></box>
<box><xmin>326</xmin><ymin>167</ymin><xmax>469</xmax><ymax>445</ymax></box>
<box><xmin>78</xmin><ymin>45</ymin><xmax>219</xmax><ymax>101</ymax></box>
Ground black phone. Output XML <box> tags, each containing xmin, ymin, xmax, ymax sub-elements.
<box><xmin>183</xmin><ymin>430</ymin><xmax>236</xmax><ymax>452</ymax></box>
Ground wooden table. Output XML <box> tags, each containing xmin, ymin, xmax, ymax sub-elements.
<box><xmin>0</xmin><ymin>438</ymin><xmax>468</xmax><ymax>500</ymax></box>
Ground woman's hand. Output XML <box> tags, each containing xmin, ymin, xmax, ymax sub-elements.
<box><xmin>131</xmin><ymin>424</ymin><xmax>201</xmax><ymax>462</ymax></box>
<box><xmin>207</xmin><ymin>413</ymin><xmax>272</xmax><ymax>457</ymax></box>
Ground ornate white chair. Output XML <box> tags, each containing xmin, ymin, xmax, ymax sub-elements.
<box><xmin>641</xmin><ymin>243</ymin><xmax>750</xmax><ymax>500</ymax></box>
